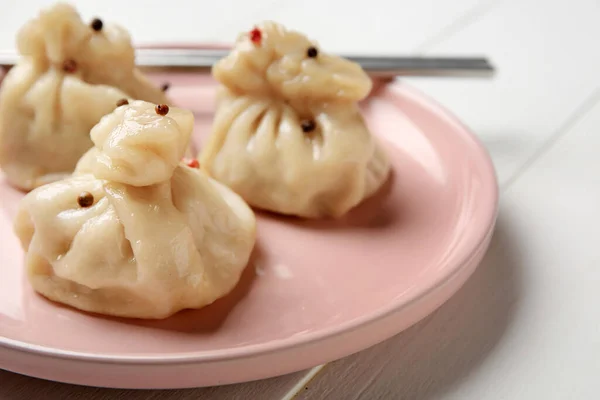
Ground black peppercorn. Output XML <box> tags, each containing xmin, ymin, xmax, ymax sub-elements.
<box><xmin>301</xmin><ymin>120</ymin><xmax>316</xmax><ymax>133</ymax></box>
<box><xmin>77</xmin><ymin>192</ymin><xmax>94</xmax><ymax>208</ymax></box>
<box><xmin>307</xmin><ymin>46</ymin><xmax>318</xmax><ymax>58</ymax></box>
<box><xmin>90</xmin><ymin>18</ymin><xmax>103</xmax><ymax>32</ymax></box>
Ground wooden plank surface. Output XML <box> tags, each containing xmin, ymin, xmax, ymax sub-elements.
<box><xmin>408</xmin><ymin>0</ymin><xmax>600</xmax><ymax>183</ymax></box>
<box><xmin>0</xmin><ymin>368</ymin><xmax>314</xmax><ymax>400</ymax></box>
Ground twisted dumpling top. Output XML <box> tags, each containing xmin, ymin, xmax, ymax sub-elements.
<box><xmin>87</xmin><ymin>100</ymin><xmax>194</xmax><ymax>186</ymax></box>
<box><xmin>18</xmin><ymin>3</ymin><xmax>133</xmax><ymax>74</ymax></box>
<box><xmin>16</xmin><ymin>2</ymin><xmax>167</xmax><ymax>101</ymax></box>
<box><xmin>213</xmin><ymin>21</ymin><xmax>372</xmax><ymax>102</ymax></box>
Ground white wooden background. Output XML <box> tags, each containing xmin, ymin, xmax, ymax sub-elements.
<box><xmin>1</xmin><ymin>0</ymin><xmax>600</xmax><ymax>398</ymax></box>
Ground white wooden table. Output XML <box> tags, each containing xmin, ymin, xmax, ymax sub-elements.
<box><xmin>2</xmin><ymin>0</ymin><xmax>600</xmax><ymax>398</ymax></box>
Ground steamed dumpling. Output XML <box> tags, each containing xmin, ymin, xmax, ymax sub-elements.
<box><xmin>0</xmin><ymin>2</ymin><xmax>168</xmax><ymax>191</ymax></box>
<box><xmin>200</xmin><ymin>21</ymin><xmax>390</xmax><ymax>219</ymax></box>
<box><xmin>14</xmin><ymin>100</ymin><xmax>256</xmax><ymax>319</ymax></box>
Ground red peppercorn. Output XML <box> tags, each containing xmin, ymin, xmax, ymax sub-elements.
<box><xmin>116</xmin><ymin>98</ymin><xmax>129</xmax><ymax>107</ymax></box>
<box><xmin>62</xmin><ymin>59</ymin><xmax>77</xmax><ymax>73</ymax></box>
<box><xmin>185</xmin><ymin>159</ymin><xmax>200</xmax><ymax>169</ymax></box>
<box><xmin>155</xmin><ymin>104</ymin><xmax>169</xmax><ymax>116</ymax></box>
<box><xmin>249</xmin><ymin>27</ymin><xmax>262</xmax><ymax>45</ymax></box>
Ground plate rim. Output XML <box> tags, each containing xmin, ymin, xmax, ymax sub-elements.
<box><xmin>0</xmin><ymin>77</ymin><xmax>499</xmax><ymax>366</ymax></box>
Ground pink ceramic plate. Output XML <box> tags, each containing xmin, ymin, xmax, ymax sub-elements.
<box><xmin>0</xmin><ymin>66</ymin><xmax>498</xmax><ymax>389</ymax></box>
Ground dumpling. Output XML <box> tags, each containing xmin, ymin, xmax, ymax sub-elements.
<box><xmin>200</xmin><ymin>21</ymin><xmax>390</xmax><ymax>219</ymax></box>
<box><xmin>14</xmin><ymin>100</ymin><xmax>256</xmax><ymax>319</ymax></box>
<box><xmin>0</xmin><ymin>2</ymin><xmax>168</xmax><ymax>191</ymax></box>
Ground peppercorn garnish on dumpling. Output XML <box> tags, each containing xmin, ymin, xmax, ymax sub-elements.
<box><xmin>200</xmin><ymin>21</ymin><xmax>390</xmax><ymax>219</ymax></box>
<box><xmin>0</xmin><ymin>2</ymin><xmax>169</xmax><ymax>191</ymax></box>
<box><xmin>249</xmin><ymin>27</ymin><xmax>262</xmax><ymax>45</ymax></box>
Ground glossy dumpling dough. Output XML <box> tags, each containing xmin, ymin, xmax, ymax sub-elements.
<box><xmin>14</xmin><ymin>101</ymin><xmax>256</xmax><ymax>319</ymax></box>
<box><xmin>0</xmin><ymin>2</ymin><xmax>168</xmax><ymax>191</ymax></box>
<box><xmin>200</xmin><ymin>21</ymin><xmax>390</xmax><ymax>219</ymax></box>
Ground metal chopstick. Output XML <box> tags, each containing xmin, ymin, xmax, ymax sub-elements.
<box><xmin>0</xmin><ymin>48</ymin><xmax>495</xmax><ymax>78</ymax></box>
